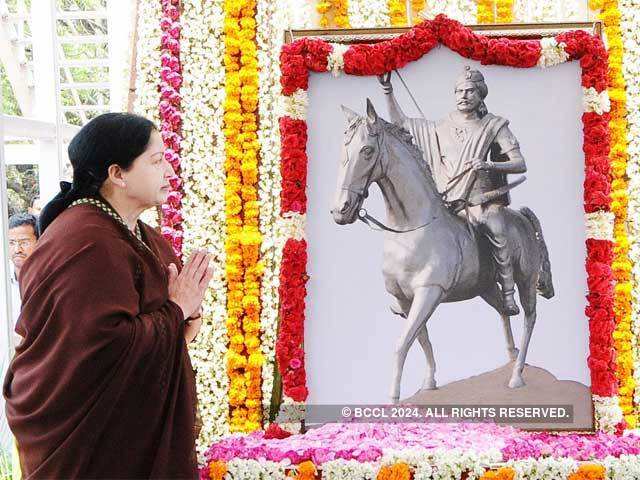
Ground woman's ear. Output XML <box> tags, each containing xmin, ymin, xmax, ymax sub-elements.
<box><xmin>107</xmin><ymin>164</ymin><xmax>127</xmax><ymax>189</ymax></box>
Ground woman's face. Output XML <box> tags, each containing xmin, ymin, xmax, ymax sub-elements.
<box><xmin>122</xmin><ymin>130</ymin><xmax>175</xmax><ymax>208</ymax></box>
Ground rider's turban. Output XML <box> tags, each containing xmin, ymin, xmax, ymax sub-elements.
<box><xmin>455</xmin><ymin>66</ymin><xmax>488</xmax><ymax>99</ymax></box>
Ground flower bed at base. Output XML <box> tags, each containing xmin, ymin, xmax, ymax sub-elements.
<box><xmin>200</xmin><ymin>423</ymin><xmax>640</xmax><ymax>479</ymax></box>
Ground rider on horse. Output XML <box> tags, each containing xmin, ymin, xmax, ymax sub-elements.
<box><xmin>379</xmin><ymin>66</ymin><xmax>528</xmax><ymax>316</ymax></box>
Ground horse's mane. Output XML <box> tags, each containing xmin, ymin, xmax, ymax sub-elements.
<box><xmin>380</xmin><ymin>119</ymin><xmax>423</xmax><ymax>162</ymax></box>
<box><xmin>346</xmin><ymin>112</ymin><xmax>442</xmax><ymax>203</ymax></box>
<box><xmin>378</xmin><ymin>118</ymin><xmax>437</xmax><ymax>190</ymax></box>
<box><xmin>347</xmin><ymin>116</ymin><xmax>423</xmax><ymax>163</ymax></box>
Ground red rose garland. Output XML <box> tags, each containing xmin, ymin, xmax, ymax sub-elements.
<box><xmin>279</xmin><ymin>117</ymin><xmax>308</xmax><ymax>214</ymax></box>
<box><xmin>277</xmin><ymin>15</ymin><xmax>617</xmax><ymax>412</ymax></box>
<box><xmin>277</xmin><ymin>239</ymin><xmax>309</xmax><ymax>402</ymax></box>
<box><xmin>159</xmin><ymin>0</ymin><xmax>184</xmax><ymax>256</ymax></box>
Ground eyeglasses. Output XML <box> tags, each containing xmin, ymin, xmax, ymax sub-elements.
<box><xmin>9</xmin><ymin>239</ymin><xmax>35</xmax><ymax>249</ymax></box>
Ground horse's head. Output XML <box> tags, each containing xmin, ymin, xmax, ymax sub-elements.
<box><xmin>331</xmin><ymin>98</ymin><xmax>384</xmax><ymax>225</ymax></box>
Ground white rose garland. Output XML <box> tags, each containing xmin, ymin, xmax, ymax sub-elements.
<box><xmin>537</xmin><ymin>37</ymin><xmax>570</xmax><ymax>68</ymax></box>
<box><xmin>279</xmin><ymin>89</ymin><xmax>308</xmax><ymax>121</ymax></box>
<box><xmin>583</xmin><ymin>87</ymin><xmax>612</xmax><ymax>115</ymax></box>
<box><xmin>327</xmin><ymin>43</ymin><xmax>350</xmax><ymax>77</ymax></box>
<box><xmin>594</xmin><ymin>394</ymin><xmax>625</xmax><ymax>434</ymax></box>
<box><xmin>585</xmin><ymin>211</ymin><xmax>616</xmax><ymax>242</ymax></box>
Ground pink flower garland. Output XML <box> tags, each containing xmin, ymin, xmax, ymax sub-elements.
<box><xmin>277</xmin><ymin>15</ymin><xmax>616</xmax><ymax>425</ymax></box>
<box><xmin>159</xmin><ymin>0</ymin><xmax>183</xmax><ymax>256</ymax></box>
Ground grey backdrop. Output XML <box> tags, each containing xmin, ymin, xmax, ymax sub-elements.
<box><xmin>303</xmin><ymin>47</ymin><xmax>588</xmax><ymax>404</ymax></box>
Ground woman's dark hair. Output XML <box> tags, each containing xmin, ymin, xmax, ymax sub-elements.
<box><xmin>38</xmin><ymin>113</ymin><xmax>157</xmax><ymax>233</ymax></box>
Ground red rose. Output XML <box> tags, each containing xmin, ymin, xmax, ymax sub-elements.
<box><xmin>585</xmin><ymin>155</ymin><xmax>610</xmax><ymax>176</ymax></box>
<box><xmin>304</xmin><ymin>39</ymin><xmax>332</xmax><ymax>72</ymax></box>
<box><xmin>586</xmin><ymin>238</ymin><xmax>613</xmax><ymax>264</ymax></box>
<box><xmin>281</xmin><ymin>49</ymin><xmax>308</xmax><ymax>95</ymax></box>
<box><xmin>586</xmin><ymin>260</ymin><xmax>613</xmax><ymax>294</ymax></box>
<box><xmin>584</xmin><ymin>169</ymin><xmax>611</xmax><ymax>212</ymax></box>
<box><xmin>264</xmin><ymin>423</ymin><xmax>293</xmax><ymax>439</ymax></box>
<box><xmin>286</xmin><ymin>385</ymin><xmax>309</xmax><ymax>402</ymax></box>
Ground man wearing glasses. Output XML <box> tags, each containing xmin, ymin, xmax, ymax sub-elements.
<box><xmin>8</xmin><ymin>213</ymin><xmax>39</xmax><ymax>336</ymax></box>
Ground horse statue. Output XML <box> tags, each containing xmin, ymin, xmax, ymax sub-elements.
<box><xmin>330</xmin><ymin>99</ymin><xmax>554</xmax><ymax>403</ymax></box>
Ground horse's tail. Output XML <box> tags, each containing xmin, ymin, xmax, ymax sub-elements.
<box><xmin>519</xmin><ymin>206</ymin><xmax>555</xmax><ymax>299</ymax></box>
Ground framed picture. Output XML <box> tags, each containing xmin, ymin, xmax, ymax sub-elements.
<box><xmin>274</xmin><ymin>17</ymin><xmax>617</xmax><ymax>432</ymax></box>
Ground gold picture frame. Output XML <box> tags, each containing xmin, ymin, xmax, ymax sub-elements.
<box><xmin>284</xmin><ymin>21</ymin><xmax>602</xmax><ymax>44</ymax></box>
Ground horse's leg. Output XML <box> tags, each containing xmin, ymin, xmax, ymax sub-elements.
<box><xmin>481</xmin><ymin>285</ymin><xmax>519</xmax><ymax>362</ymax></box>
<box><xmin>509</xmin><ymin>281</ymin><xmax>537</xmax><ymax>388</ymax></box>
<box><xmin>390</xmin><ymin>285</ymin><xmax>443</xmax><ymax>403</ymax></box>
<box><xmin>417</xmin><ymin>327</ymin><xmax>436</xmax><ymax>390</ymax></box>
<box><xmin>390</xmin><ymin>296</ymin><xmax>437</xmax><ymax>390</ymax></box>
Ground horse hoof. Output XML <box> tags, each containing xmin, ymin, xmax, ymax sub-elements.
<box><xmin>421</xmin><ymin>379</ymin><xmax>437</xmax><ymax>390</ymax></box>
<box><xmin>508</xmin><ymin>348</ymin><xmax>519</xmax><ymax>361</ymax></box>
<box><xmin>508</xmin><ymin>376</ymin><xmax>525</xmax><ymax>388</ymax></box>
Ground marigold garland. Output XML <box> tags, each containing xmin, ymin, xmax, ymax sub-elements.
<box><xmin>334</xmin><ymin>0</ymin><xmax>351</xmax><ymax>27</ymax></box>
<box><xmin>477</xmin><ymin>0</ymin><xmax>495</xmax><ymax>23</ymax></box>
<box><xmin>209</xmin><ymin>460</ymin><xmax>228</xmax><ymax>480</ymax></box>
<box><xmin>599</xmin><ymin>0</ymin><xmax>636</xmax><ymax>430</ymax></box>
<box><xmin>495</xmin><ymin>0</ymin><xmax>513</xmax><ymax>23</ymax></box>
<box><xmin>388</xmin><ymin>0</ymin><xmax>408</xmax><ymax>25</ymax></box>
<box><xmin>376</xmin><ymin>462</ymin><xmax>411</xmax><ymax>480</ymax></box>
<box><xmin>480</xmin><ymin>467</ymin><xmax>516</xmax><ymax>480</ymax></box>
<box><xmin>316</xmin><ymin>0</ymin><xmax>331</xmax><ymax>27</ymax></box>
<box><xmin>567</xmin><ymin>463</ymin><xmax>606</xmax><ymax>480</ymax></box>
<box><xmin>223</xmin><ymin>0</ymin><xmax>264</xmax><ymax>433</ymax></box>
<box><xmin>411</xmin><ymin>0</ymin><xmax>426</xmax><ymax>22</ymax></box>
<box><xmin>290</xmin><ymin>461</ymin><xmax>317</xmax><ymax>479</ymax></box>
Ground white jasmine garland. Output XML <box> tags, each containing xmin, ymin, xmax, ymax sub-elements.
<box><xmin>347</xmin><ymin>0</ymin><xmax>390</xmax><ymax>28</ymax></box>
<box><xmin>603</xmin><ymin>454</ymin><xmax>640</xmax><ymax>479</ymax></box>
<box><xmin>257</xmin><ymin>0</ymin><xmax>287</xmax><ymax>428</ymax></box>
<box><xmin>620</xmin><ymin>0</ymin><xmax>640</xmax><ymax>422</ymax></box>
<box><xmin>583</xmin><ymin>87</ymin><xmax>612</xmax><ymax>115</ymax></box>
<box><xmin>178</xmin><ymin>0</ymin><xmax>230</xmax><ymax>458</ymax></box>
<box><xmin>283</xmin><ymin>0</ymin><xmax>314</xmax><ymax>28</ymax></box>
<box><xmin>514</xmin><ymin>0</ymin><xmax>581</xmax><ymax>22</ymax></box>
<box><xmin>419</xmin><ymin>0</ymin><xmax>477</xmax><ymax>24</ymax></box>
<box><xmin>505</xmin><ymin>457</ymin><xmax>577</xmax><ymax>480</ymax></box>
<box><xmin>379</xmin><ymin>448</ymin><xmax>502</xmax><ymax>480</ymax></box>
<box><xmin>537</xmin><ymin>37</ymin><xmax>570</xmax><ymax>68</ymax></box>
<box><xmin>322</xmin><ymin>459</ymin><xmax>379</xmax><ymax>480</ymax></box>
<box><xmin>133</xmin><ymin>0</ymin><xmax>162</xmax><ymax>124</ymax></box>
<box><xmin>585</xmin><ymin>211</ymin><xmax>615</xmax><ymax>241</ymax></box>
<box><xmin>225</xmin><ymin>458</ymin><xmax>287</xmax><ymax>479</ymax></box>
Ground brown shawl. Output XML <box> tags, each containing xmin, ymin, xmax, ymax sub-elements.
<box><xmin>3</xmin><ymin>203</ymin><xmax>199</xmax><ymax>479</ymax></box>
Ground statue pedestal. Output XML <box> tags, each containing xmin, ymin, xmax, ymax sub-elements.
<box><xmin>402</xmin><ymin>362</ymin><xmax>593</xmax><ymax>430</ymax></box>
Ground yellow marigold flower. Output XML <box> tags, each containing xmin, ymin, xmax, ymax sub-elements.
<box><xmin>209</xmin><ymin>460</ymin><xmax>227</xmax><ymax>480</ymax></box>
<box><xmin>567</xmin><ymin>463</ymin><xmax>605</xmax><ymax>480</ymax></box>
<box><xmin>248</xmin><ymin>352</ymin><xmax>264</xmax><ymax>368</ymax></box>
<box><xmin>480</xmin><ymin>467</ymin><xmax>516</xmax><ymax>480</ymax></box>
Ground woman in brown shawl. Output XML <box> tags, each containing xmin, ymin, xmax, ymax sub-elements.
<box><xmin>3</xmin><ymin>113</ymin><xmax>212</xmax><ymax>479</ymax></box>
